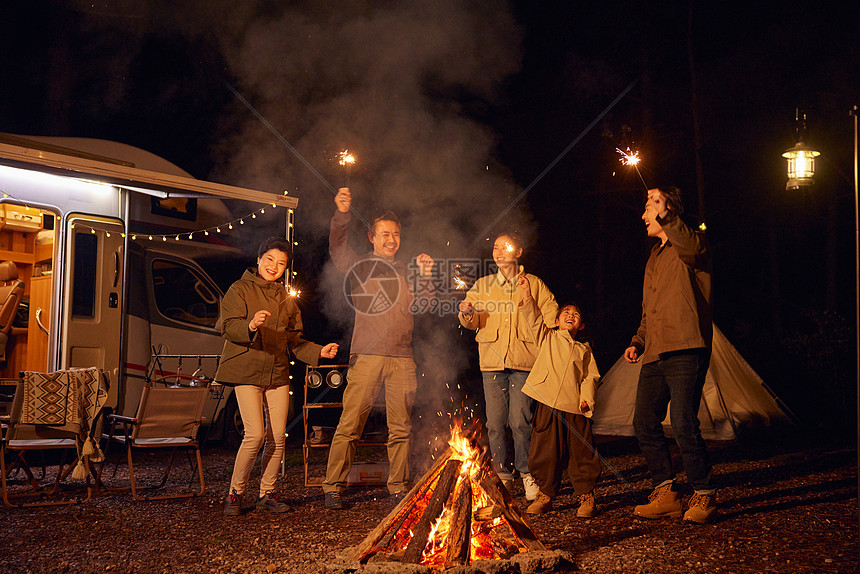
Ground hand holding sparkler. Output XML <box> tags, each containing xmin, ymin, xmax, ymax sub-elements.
<box><xmin>335</xmin><ymin>187</ymin><xmax>351</xmax><ymax>213</ymax></box>
<box><xmin>517</xmin><ymin>275</ymin><xmax>532</xmax><ymax>304</ymax></box>
<box><xmin>459</xmin><ymin>301</ymin><xmax>474</xmax><ymax>316</ymax></box>
<box><xmin>646</xmin><ymin>188</ymin><xmax>669</xmax><ymax>219</ymax></box>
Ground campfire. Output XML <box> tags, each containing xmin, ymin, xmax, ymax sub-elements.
<box><xmin>350</xmin><ymin>423</ymin><xmax>546</xmax><ymax>568</ymax></box>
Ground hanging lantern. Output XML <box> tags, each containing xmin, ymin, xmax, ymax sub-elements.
<box><xmin>782</xmin><ymin>109</ymin><xmax>820</xmax><ymax>190</ymax></box>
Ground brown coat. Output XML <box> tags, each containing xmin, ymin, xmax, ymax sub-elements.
<box><xmin>214</xmin><ymin>269</ymin><xmax>321</xmax><ymax>387</ymax></box>
<box><xmin>630</xmin><ymin>214</ymin><xmax>713</xmax><ymax>364</ymax></box>
<box><xmin>329</xmin><ymin>211</ymin><xmax>434</xmax><ymax>358</ymax></box>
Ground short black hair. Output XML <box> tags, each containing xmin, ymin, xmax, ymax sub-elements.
<box><xmin>655</xmin><ymin>186</ymin><xmax>684</xmax><ymax>216</ymax></box>
<box><xmin>556</xmin><ymin>301</ymin><xmax>583</xmax><ymax>321</ymax></box>
<box><xmin>257</xmin><ymin>236</ymin><xmax>292</xmax><ymax>259</ymax></box>
<box><xmin>372</xmin><ymin>211</ymin><xmax>400</xmax><ymax>231</ymax></box>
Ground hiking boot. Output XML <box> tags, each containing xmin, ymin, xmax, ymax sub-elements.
<box><xmin>684</xmin><ymin>492</ymin><xmax>717</xmax><ymax>524</ymax></box>
<box><xmin>522</xmin><ymin>473</ymin><xmax>540</xmax><ymax>501</ymax></box>
<box><xmin>526</xmin><ymin>491</ymin><xmax>552</xmax><ymax>515</ymax></box>
<box><xmin>223</xmin><ymin>490</ymin><xmax>242</xmax><ymax>516</ymax></box>
<box><xmin>390</xmin><ymin>491</ymin><xmax>406</xmax><ymax>506</ymax></box>
<box><xmin>577</xmin><ymin>492</ymin><xmax>596</xmax><ymax>518</ymax></box>
<box><xmin>324</xmin><ymin>491</ymin><xmax>344</xmax><ymax>510</ymax></box>
<box><xmin>256</xmin><ymin>491</ymin><xmax>292</xmax><ymax>513</ymax></box>
<box><xmin>633</xmin><ymin>483</ymin><xmax>683</xmax><ymax>519</ymax></box>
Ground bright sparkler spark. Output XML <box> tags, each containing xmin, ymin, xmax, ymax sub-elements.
<box><xmin>615</xmin><ymin>147</ymin><xmax>649</xmax><ymax>191</ymax></box>
<box><xmin>453</xmin><ymin>276</ymin><xmax>467</xmax><ymax>290</ymax></box>
<box><xmin>616</xmin><ymin>147</ymin><xmax>640</xmax><ymax>166</ymax></box>
<box><xmin>338</xmin><ymin>150</ymin><xmax>356</xmax><ymax>166</ymax></box>
<box><xmin>288</xmin><ymin>287</ymin><xmax>301</xmax><ymax>298</ymax></box>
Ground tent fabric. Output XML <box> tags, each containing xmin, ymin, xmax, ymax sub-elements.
<box><xmin>592</xmin><ymin>326</ymin><xmax>794</xmax><ymax>440</ymax></box>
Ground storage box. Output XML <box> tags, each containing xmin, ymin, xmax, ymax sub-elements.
<box><xmin>0</xmin><ymin>205</ymin><xmax>42</xmax><ymax>232</ymax></box>
<box><xmin>347</xmin><ymin>462</ymin><xmax>388</xmax><ymax>485</ymax></box>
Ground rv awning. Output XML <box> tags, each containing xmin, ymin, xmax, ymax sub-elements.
<box><xmin>0</xmin><ymin>135</ymin><xmax>298</xmax><ymax>209</ymax></box>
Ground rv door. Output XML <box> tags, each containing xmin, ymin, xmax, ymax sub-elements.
<box><xmin>60</xmin><ymin>214</ymin><xmax>124</xmax><ymax>409</ymax></box>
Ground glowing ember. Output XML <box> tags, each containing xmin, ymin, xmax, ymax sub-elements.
<box><xmin>338</xmin><ymin>150</ymin><xmax>356</xmax><ymax>166</ymax></box>
<box><xmin>616</xmin><ymin>147</ymin><xmax>640</xmax><ymax>166</ymax></box>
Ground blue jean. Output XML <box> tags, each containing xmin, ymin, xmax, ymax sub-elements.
<box><xmin>482</xmin><ymin>369</ymin><xmax>534</xmax><ymax>479</ymax></box>
<box><xmin>633</xmin><ymin>349</ymin><xmax>714</xmax><ymax>492</ymax></box>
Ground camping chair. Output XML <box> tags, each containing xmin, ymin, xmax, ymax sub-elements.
<box><xmin>0</xmin><ymin>261</ymin><xmax>25</xmax><ymax>363</ymax></box>
<box><xmin>98</xmin><ymin>379</ymin><xmax>209</xmax><ymax>500</ymax></box>
<box><xmin>1</xmin><ymin>369</ymin><xmax>109</xmax><ymax>507</ymax></box>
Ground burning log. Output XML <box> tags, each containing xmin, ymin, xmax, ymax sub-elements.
<box><xmin>350</xmin><ymin>423</ymin><xmax>546</xmax><ymax>569</ymax></box>
<box><xmin>350</xmin><ymin>453</ymin><xmax>451</xmax><ymax>562</ymax></box>
<box><xmin>443</xmin><ymin>476</ymin><xmax>472</xmax><ymax>567</ymax></box>
<box><xmin>478</xmin><ymin>470</ymin><xmax>546</xmax><ymax>552</ymax></box>
<box><xmin>402</xmin><ymin>459</ymin><xmax>462</xmax><ymax>563</ymax></box>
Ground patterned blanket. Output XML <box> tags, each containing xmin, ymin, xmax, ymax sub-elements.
<box><xmin>18</xmin><ymin>368</ymin><xmax>110</xmax><ymax>441</ymax></box>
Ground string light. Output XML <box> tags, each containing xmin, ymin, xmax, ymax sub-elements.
<box><xmin>4</xmin><ymin>186</ymin><xmax>289</xmax><ymax>246</ymax></box>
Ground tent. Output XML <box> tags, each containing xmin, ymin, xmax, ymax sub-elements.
<box><xmin>592</xmin><ymin>326</ymin><xmax>795</xmax><ymax>440</ymax></box>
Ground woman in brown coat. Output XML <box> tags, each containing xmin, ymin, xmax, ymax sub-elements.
<box><xmin>217</xmin><ymin>236</ymin><xmax>338</xmax><ymax>515</ymax></box>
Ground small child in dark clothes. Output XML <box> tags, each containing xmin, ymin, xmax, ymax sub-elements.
<box><xmin>517</xmin><ymin>275</ymin><xmax>602</xmax><ymax>516</ymax></box>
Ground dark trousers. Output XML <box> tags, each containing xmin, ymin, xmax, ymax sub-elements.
<box><xmin>528</xmin><ymin>402</ymin><xmax>602</xmax><ymax>497</ymax></box>
<box><xmin>633</xmin><ymin>349</ymin><xmax>714</xmax><ymax>492</ymax></box>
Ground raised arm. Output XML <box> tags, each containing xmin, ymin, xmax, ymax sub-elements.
<box><xmin>329</xmin><ymin>187</ymin><xmax>361</xmax><ymax>273</ymax></box>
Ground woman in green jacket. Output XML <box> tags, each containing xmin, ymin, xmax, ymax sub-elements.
<box><xmin>217</xmin><ymin>236</ymin><xmax>338</xmax><ymax>516</ymax></box>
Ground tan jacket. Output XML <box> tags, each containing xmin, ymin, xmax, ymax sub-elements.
<box><xmin>215</xmin><ymin>269</ymin><xmax>322</xmax><ymax>387</ymax></box>
<box><xmin>458</xmin><ymin>268</ymin><xmax>557</xmax><ymax>371</ymax></box>
<box><xmin>630</xmin><ymin>214</ymin><xmax>713</xmax><ymax>364</ymax></box>
<box><xmin>519</xmin><ymin>300</ymin><xmax>599</xmax><ymax>416</ymax></box>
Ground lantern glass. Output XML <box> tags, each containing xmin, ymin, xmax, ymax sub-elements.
<box><xmin>782</xmin><ymin>143</ymin><xmax>820</xmax><ymax>190</ymax></box>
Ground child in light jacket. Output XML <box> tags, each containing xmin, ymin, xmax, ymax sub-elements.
<box><xmin>517</xmin><ymin>275</ymin><xmax>602</xmax><ymax>517</ymax></box>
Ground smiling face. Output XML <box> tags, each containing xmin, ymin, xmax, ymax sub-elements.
<box><xmin>369</xmin><ymin>219</ymin><xmax>401</xmax><ymax>258</ymax></box>
<box><xmin>257</xmin><ymin>248</ymin><xmax>289</xmax><ymax>282</ymax></box>
<box><xmin>642</xmin><ymin>189</ymin><xmax>667</xmax><ymax>240</ymax></box>
<box><xmin>492</xmin><ymin>234</ymin><xmax>523</xmax><ymax>267</ymax></box>
<box><xmin>555</xmin><ymin>304</ymin><xmax>583</xmax><ymax>334</ymax></box>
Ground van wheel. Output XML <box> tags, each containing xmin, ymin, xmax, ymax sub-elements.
<box><xmin>222</xmin><ymin>394</ymin><xmax>244</xmax><ymax>450</ymax></box>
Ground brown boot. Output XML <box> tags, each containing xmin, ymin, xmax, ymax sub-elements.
<box><xmin>526</xmin><ymin>491</ymin><xmax>552</xmax><ymax>514</ymax></box>
<box><xmin>683</xmin><ymin>492</ymin><xmax>717</xmax><ymax>524</ymax></box>
<box><xmin>633</xmin><ymin>483</ymin><xmax>683</xmax><ymax>519</ymax></box>
<box><xmin>576</xmin><ymin>492</ymin><xmax>596</xmax><ymax>518</ymax></box>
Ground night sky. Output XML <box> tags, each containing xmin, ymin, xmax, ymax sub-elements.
<box><xmin>1</xmin><ymin>1</ymin><xmax>858</xmax><ymax>422</ymax></box>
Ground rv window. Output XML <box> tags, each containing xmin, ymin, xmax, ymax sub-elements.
<box><xmin>72</xmin><ymin>233</ymin><xmax>97</xmax><ymax>317</ymax></box>
<box><xmin>151</xmin><ymin>260</ymin><xmax>219</xmax><ymax>328</ymax></box>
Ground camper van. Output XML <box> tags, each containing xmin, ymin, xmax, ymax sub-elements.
<box><xmin>0</xmin><ymin>133</ymin><xmax>298</xmax><ymax>447</ymax></box>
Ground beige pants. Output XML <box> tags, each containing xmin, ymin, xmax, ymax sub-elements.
<box><xmin>228</xmin><ymin>384</ymin><xmax>290</xmax><ymax>496</ymax></box>
<box><xmin>323</xmin><ymin>355</ymin><xmax>417</xmax><ymax>494</ymax></box>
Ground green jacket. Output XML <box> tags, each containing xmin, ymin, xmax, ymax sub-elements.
<box><xmin>215</xmin><ymin>269</ymin><xmax>322</xmax><ymax>387</ymax></box>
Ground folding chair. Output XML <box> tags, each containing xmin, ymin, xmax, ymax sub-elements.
<box><xmin>1</xmin><ymin>369</ymin><xmax>109</xmax><ymax>507</ymax></box>
<box><xmin>99</xmin><ymin>379</ymin><xmax>209</xmax><ymax>500</ymax></box>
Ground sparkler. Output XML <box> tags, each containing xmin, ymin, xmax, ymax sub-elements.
<box><xmin>337</xmin><ymin>149</ymin><xmax>356</xmax><ymax>186</ymax></box>
<box><xmin>616</xmin><ymin>147</ymin><xmax>649</xmax><ymax>191</ymax></box>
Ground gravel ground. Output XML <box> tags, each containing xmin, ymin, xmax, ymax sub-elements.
<box><xmin>1</xmin><ymin>428</ymin><xmax>856</xmax><ymax>573</ymax></box>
